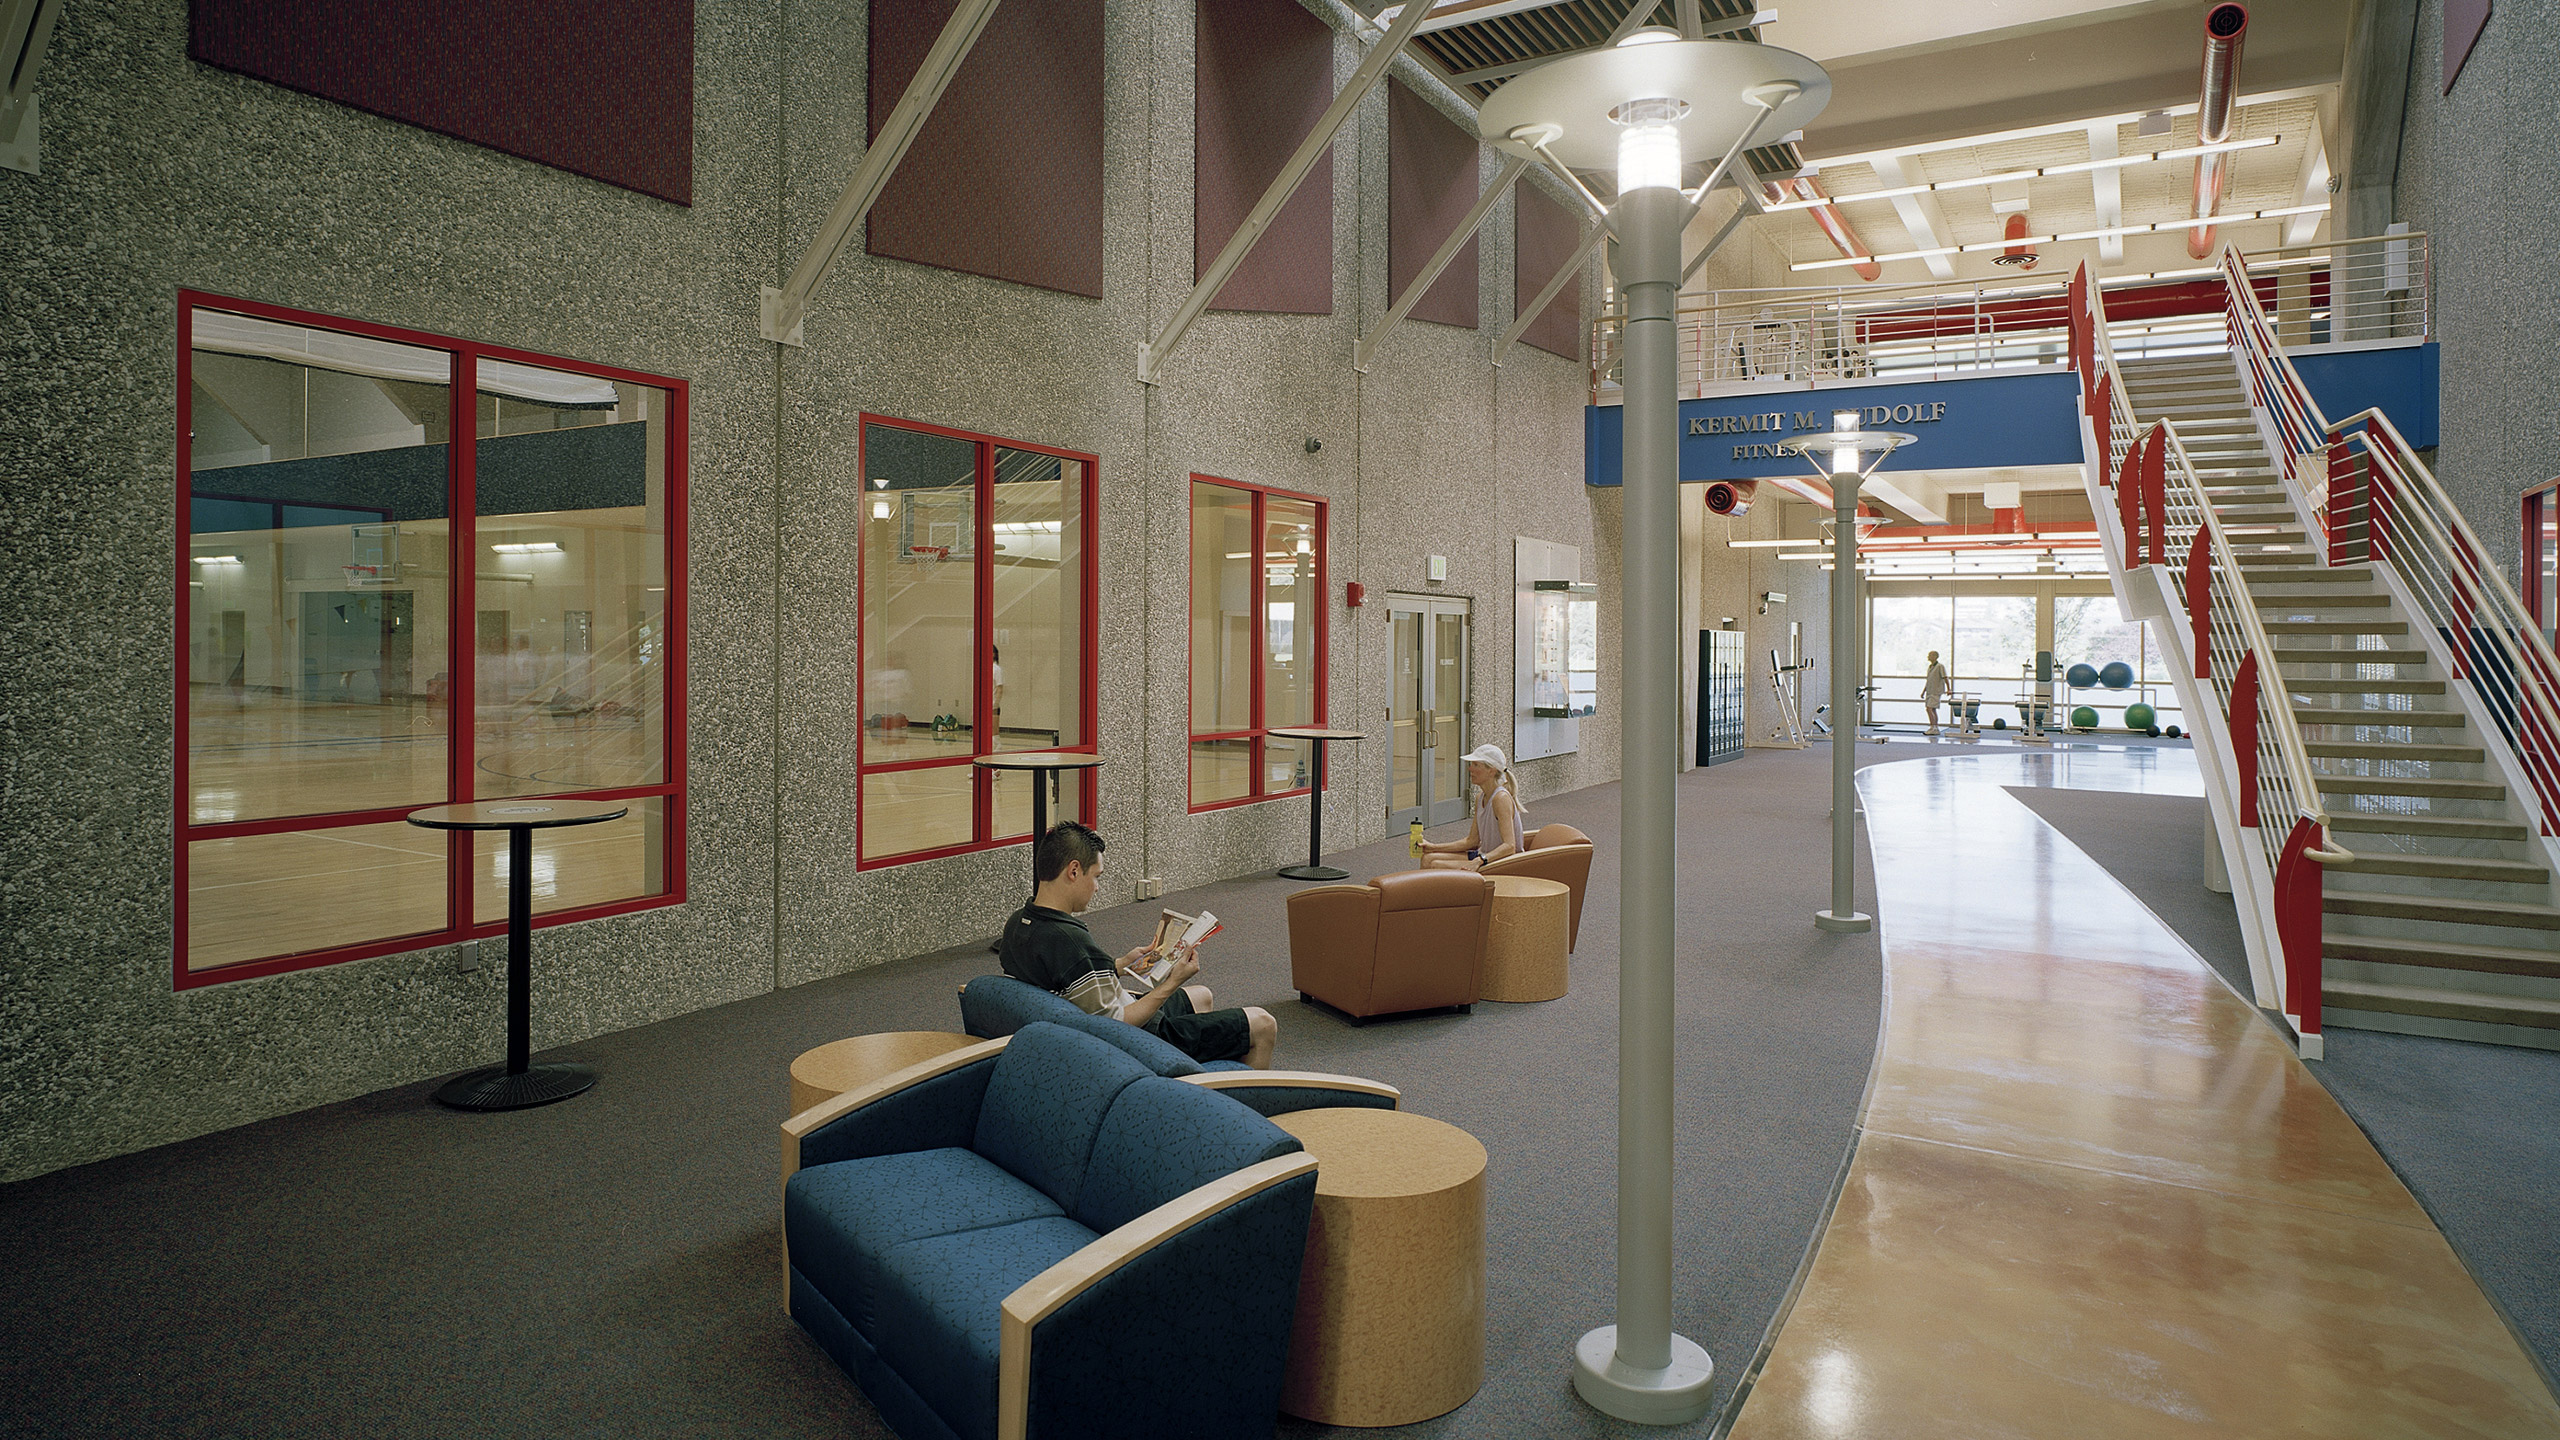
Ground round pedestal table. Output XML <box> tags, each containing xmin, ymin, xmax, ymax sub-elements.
<box><xmin>405</xmin><ymin>798</ymin><xmax>627</xmax><ymax>1111</ymax></box>
<box><xmin>1264</xmin><ymin>727</ymin><xmax>1367</xmax><ymax>881</ymax></box>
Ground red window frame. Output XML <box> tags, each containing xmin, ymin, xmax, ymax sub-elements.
<box><xmin>854</xmin><ymin>414</ymin><xmax>1100</xmax><ymax>869</ymax></box>
<box><xmin>2526</xmin><ymin>478</ymin><xmax>2560</xmax><ymax>648</ymax></box>
<box><xmin>1186</xmin><ymin>475</ymin><xmax>1329</xmax><ymax>813</ymax></box>
<box><xmin>174</xmin><ymin>290</ymin><xmax>689</xmax><ymax>990</ymax></box>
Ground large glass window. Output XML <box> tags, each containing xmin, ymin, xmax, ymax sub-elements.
<box><xmin>1189</xmin><ymin>478</ymin><xmax>1326</xmax><ymax>809</ymax></box>
<box><xmin>1866</xmin><ymin>593</ymin><xmax>2035</xmax><ymax>726</ymax></box>
<box><xmin>178</xmin><ymin>295</ymin><xmax>686</xmax><ymax>986</ymax></box>
<box><xmin>858</xmin><ymin>418</ymin><xmax>1094</xmax><ymax>864</ymax></box>
<box><xmin>2053</xmin><ymin>594</ymin><xmax>2183</xmax><ymax>729</ymax></box>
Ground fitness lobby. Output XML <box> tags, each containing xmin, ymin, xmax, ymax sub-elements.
<box><xmin>5</xmin><ymin>1</ymin><xmax>2559</xmax><ymax>1437</ymax></box>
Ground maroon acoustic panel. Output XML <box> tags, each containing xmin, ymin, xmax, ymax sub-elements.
<box><xmin>1388</xmin><ymin>81</ymin><xmax>1480</xmax><ymax>331</ymax></box>
<box><xmin>2444</xmin><ymin>0</ymin><xmax>2491</xmax><ymax>92</ymax></box>
<box><xmin>868</xmin><ymin>0</ymin><xmax>1104</xmax><ymax>300</ymax></box>
<box><xmin>1195</xmin><ymin>0</ymin><xmax>1334</xmax><ymax>314</ymax></box>
<box><xmin>1514</xmin><ymin>183</ymin><xmax>1584</xmax><ymax>362</ymax></box>
<box><xmin>188</xmin><ymin>0</ymin><xmax>694</xmax><ymax>206</ymax></box>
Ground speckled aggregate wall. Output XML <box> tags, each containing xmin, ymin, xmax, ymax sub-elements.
<box><xmin>0</xmin><ymin>0</ymin><xmax>1609</xmax><ymax>1179</ymax></box>
<box><xmin>2394</xmin><ymin>0</ymin><xmax>2560</xmax><ymax>574</ymax></box>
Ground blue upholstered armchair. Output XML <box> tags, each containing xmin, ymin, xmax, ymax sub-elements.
<box><xmin>957</xmin><ymin>974</ymin><xmax>1401</xmax><ymax>1118</ymax></box>
<box><xmin>781</xmin><ymin>1022</ymin><xmax>1318</xmax><ymax>1440</ymax></box>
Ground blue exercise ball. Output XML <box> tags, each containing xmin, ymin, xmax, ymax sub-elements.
<box><xmin>2166</xmin><ymin>724</ymin><xmax>2184</xmax><ymax>738</ymax></box>
<box><xmin>2065</xmin><ymin>662</ymin><xmax>2099</xmax><ymax>689</ymax></box>
<box><xmin>2098</xmin><ymin>660</ymin><xmax>2135</xmax><ymax>690</ymax></box>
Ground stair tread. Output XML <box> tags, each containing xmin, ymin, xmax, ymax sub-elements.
<box><xmin>2331</xmin><ymin>852</ymin><xmax>2545</xmax><ymax>881</ymax></box>
<box><xmin>2287</xmin><ymin>678</ymin><xmax>2447</xmax><ymax>692</ymax></box>
<box><xmin>2293</xmin><ymin>709</ymin><xmax>2466</xmax><ymax>727</ymax></box>
<box><xmin>2256</xmin><ymin>593</ymin><xmax>2392</xmax><ymax>608</ymax></box>
<box><xmin>2321</xmin><ymin>980</ymin><xmax>2560</xmax><ymax>1029</ymax></box>
<box><xmin>2327</xmin><ymin>812</ymin><xmax>2526</xmax><ymax>838</ymax></box>
<box><xmin>2313</xmin><ymin>774</ymin><xmax>2503</xmax><ymax>798</ymax></box>
<box><xmin>2277</xmin><ymin>649</ymin><xmax>2431</xmax><ymax>664</ymax></box>
<box><xmin>2304</xmin><ymin>740</ymin><xmax>2480</xmax><ymax>761</ymax></box>
<box><xmin>2264</xmin><ymin>621</ymin><xmax>2411</xmax><ymax>634</ymax></box>
<box><xmin>2324</xmin><ymin>895</ymin><xmax>2560</xmax><ymax>933</ymax></box>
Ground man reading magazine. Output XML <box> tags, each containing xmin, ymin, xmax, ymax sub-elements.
<box><xmin>996</xmin><ymin>822</ymin><xmax>1277</xmax><ymax>1068</ymax></box>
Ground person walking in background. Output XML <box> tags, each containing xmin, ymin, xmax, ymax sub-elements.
<box><xmin>1921</xmin><ymin>650</ymin><xmax>1949</xmax><ymax>736</ymax></box>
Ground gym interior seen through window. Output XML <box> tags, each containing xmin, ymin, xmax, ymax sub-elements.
<box><xmin>1867</xmin><ymin>592</ymin><xmax>2183</xmax><ymax>732</ymax></box>
<box><xmin>1189</xmin><ymin>478</ymin><xmax>1327</xmax><ymax>809</ymax></box>
<box><xmin>179</xmin><ymin>295</ymin><xmax>687</xmax><ymax>986</ymax></box>
<box><xmin>857</xmin><ymin>417</ymin><xmax>1095</xmax><ymax>866</ymax></box>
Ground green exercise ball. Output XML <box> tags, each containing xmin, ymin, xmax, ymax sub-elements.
<box><xmin>2071</xmin><ymin>705</ymin><xmax>2100</xmax><ymax>730</ymax></box>
<box><xmin>2125</xmin><ymin>701</ymin><xmax>2157</xmax><ymax>730</ymax></box>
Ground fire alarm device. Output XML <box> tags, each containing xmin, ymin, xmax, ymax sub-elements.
<box><xmin>1345</xmin><ymin>582</ymin><xmax>1365</xmax><ymax>608</ymax></box>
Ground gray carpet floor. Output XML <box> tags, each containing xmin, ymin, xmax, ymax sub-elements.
<box><xmin>2005</xmin><ymin>780</ymin><xmax>2560</xmax><ymax>1387</ymax></box>
<box><xmin>0</xmin><ymin>743</ymin><xmax>1962</xmax><ymax>1440</ymax></box>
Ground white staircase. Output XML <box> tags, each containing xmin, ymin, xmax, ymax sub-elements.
<box><xmin>2113</xmin><ymin>356</ymin><xmax>2560</xmax><ymax>1049</ymax></box>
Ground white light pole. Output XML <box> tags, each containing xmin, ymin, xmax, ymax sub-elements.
<box><xmin>1778</xmin><ymin>415</ymin><xmax>1913</xmax><ymax>933</ymax></box>
<box><xmin>1480</xmin><ymin>35</ymin><xmax>1829</xmax><ymax>1427</ymax></box>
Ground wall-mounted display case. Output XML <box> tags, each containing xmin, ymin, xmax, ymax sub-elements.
<box><xmin>1515</xmin><ymin>537</ymin><xmax>1594</xmax><ymax>760</ymax></box>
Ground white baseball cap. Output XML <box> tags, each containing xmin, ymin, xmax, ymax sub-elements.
<box><xmin>1459</xmin><ymin>743</ymin><xmax>1509</xmax><ymax>770</ymax></box>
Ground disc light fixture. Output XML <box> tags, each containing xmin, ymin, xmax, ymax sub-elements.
<box><xmin>1478</xmin><ymin>33</ymin><xmax>1830</xmax><ymax>1426</ymax></box>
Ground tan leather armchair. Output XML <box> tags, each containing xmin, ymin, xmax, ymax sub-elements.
<box><xmin>1287</xmin><ymin>869</ymin><xmax>1494</xmax><ymax>1023</ymax></box>
<box><xmin>1482</xmin><ymin>823</ymin><xmax>1594</xmax><ymax>952</ymax></box>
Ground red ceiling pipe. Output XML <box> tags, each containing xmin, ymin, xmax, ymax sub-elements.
<box><xmin>1776</xmin><ymin>176</ymin><xmax>1882</xmax><ymax>282</ymax></box>
<box><xmin>2187</xmin><ymin>4</ymin><xmax>2250</xmax><ymax>259</ymax></box>
<box><xmin>1993</xmin><ymin>212</ymin><xmax>2040</xmax><ymax>270</ymax></box>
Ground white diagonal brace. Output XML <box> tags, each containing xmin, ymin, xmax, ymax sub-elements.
<box><xmin>1140</xmin><ymin>0</ymin><xmax>1433</xmax><ymax>385</ymax></box>
<box><xmin>1355</xmin><ymin>153</ymin><xmax>1531</xmax><ymax>372</ymax></box>
<box><xmin>1868</xmin><ymin>154</ymin><xmax>1955</xmax><ymax>281</ymax></box>
<box><xmin>1679</xmin><ymin>189</ymin><xmax>1754</xmax><ymax>288</ymax></box>
<box><xmin>0</xmin><ymin>0</ymin><xmax>64</xmax><ymax>147</ymax></box>
<box><xmin>758</xmin><ymin>0</ymin><xmax>1002</xmax><ymax>346</ymax></box>
<box><xmin>1492</xmin><ymin>218</ymin><xmax>1607</xmax><ymax>366</ymax></box>
<box><xmin>2086</xmin><ymin>122</ymin><xmax>2123</xmax><ymax>264</ymax></box>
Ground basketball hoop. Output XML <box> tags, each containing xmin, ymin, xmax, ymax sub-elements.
<box><xmin>906</xmin><ymin>544</ymin><xmax>950</xmax><ymax>575</ymax></box>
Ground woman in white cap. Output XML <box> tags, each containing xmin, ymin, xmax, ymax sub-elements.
<box><xmin>1419</xmin><ymin>743</ymin><xmax>1527</xmax><ymax>871</ymax></box>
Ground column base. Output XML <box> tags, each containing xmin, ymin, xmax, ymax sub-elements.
<box><xmin>1572</xmin><ymin>1326</ymin><xmax>1714</xmax><ymax>1425</ymax></box>
<box><xmin>1278</xmin><ymin>864</ymin><xmax>1349</xmax><ymax>881</ymax></box>
<box><xmin>1813</xmin><ymin>909</ymin><xmax>1873</xmax><ymax>933</ymax></box>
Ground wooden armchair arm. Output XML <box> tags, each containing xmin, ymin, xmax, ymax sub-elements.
<box><xmin>780</xmin><ymin>1036</ymin><xmax>1009</xmax><ymax>1187</ymax></box>
<box><xmin>1179</xmin><ymin>1070</ymin><xmax>1402</xmax><ymax>1111</ymax></box>
<box><xmin>996</xmin><ymin>1153</ymin><xmax>1319</xmax><ymax>1440</ymax></box>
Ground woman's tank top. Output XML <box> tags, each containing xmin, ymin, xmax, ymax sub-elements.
<box><xmin>1478</xmin><ymin>783</ymin><xmax>1526</xmax><ymax>857</ymax></box>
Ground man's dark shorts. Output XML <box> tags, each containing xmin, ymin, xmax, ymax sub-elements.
<box><xmin>1145</xmin><ymin>987</ymin><xmax>1254</xmax><ymax>1064</ymax></box>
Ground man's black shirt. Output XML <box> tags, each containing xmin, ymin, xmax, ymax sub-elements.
<box><xmin>997</xmin><ymin>903</ymin><xmax>1115</xmax><ymax>994</ymax></box>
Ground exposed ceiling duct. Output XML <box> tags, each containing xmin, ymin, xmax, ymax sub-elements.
<box><xmin>2186</xmin><ymin>4</ymin><xmax>2250</xmax><ymax>259</ymax></box>
<box><xmin>1991</xmin><ymin>212</ymin><xmax>2039</xmax><ymax>269</ymax></box>
<box><xmin>1773</xmin><ymin>174</ymin><xmax>1881</xmax><ymax>281</ymax></box>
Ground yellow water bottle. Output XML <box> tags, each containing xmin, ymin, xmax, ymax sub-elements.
<box><xmin>1409</xmin><ymin>819</ymin><xmax>1424</xmax><ymax>858</ymax></box>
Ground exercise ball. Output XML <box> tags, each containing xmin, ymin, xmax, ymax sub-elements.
<box><xmin>2065</xmin><ymin>662</ymin><xmax>2099</xmax><ymax>689</ymax></box>
<box><xmin>2098</xmin><ymin>660</ymin><xmax>2135</xmax><ymax>690</ymax></box>
<box><xmin>2145</xmin><ymin>725</ymin><xmax>2163</xmax><ymax>737</ymax></box>
<box><xmin>2125</xmin><ymin>701</ymin><xmax>2157</xmax><ymax>730</ymax></box>
<box><xmin>1992</xmin><ymin>717</ymin><xmax>2008</xmax><ymax>730</ymax></box>
<box><xmin>2071</xmin><ymin>705</ymin><xmax>2100</xmax><ymax>730</ymax></box>
<box><xmin>2166</xmin><ymin>724</ymin><xmax>2184</xmax><ymax>738</ymax></box>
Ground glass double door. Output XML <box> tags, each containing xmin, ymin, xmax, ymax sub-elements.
<box><xmin>1387</xmin><ymin>595</ymin><xmax>1471</xmax><ymax>828</ymax></box>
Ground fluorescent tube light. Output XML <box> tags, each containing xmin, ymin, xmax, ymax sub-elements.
<box><xmin>490</xmin><ymin>541</ymin><xmax>562</xmax><ymax>554</ymax></box>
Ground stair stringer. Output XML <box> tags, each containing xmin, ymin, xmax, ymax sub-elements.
<box><xmin>2077</xmin><ymin>397</ymin><xmax>2286</xmax><ymax>1014</ymax></box>
<box><xmin>2129</xmin><ymin>559</ymin><xmax>2286</xmax><ymax>1010</ymax></box>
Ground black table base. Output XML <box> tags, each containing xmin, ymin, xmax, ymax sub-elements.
<box><xmin>1277</xmin><ymin>862</ymin><xmax>1349</xmax><ymax>881</ymax></box>
<box><xmin>434</xmin><ymin>1062</ymin><xmax>597</xmax><ymax>1111</ymax></box>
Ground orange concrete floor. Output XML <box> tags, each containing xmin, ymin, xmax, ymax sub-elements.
<box><xmin>1729</xmin><ymin>750</ymin><xmax>2560</xmax><ymax>1440</ymax></box>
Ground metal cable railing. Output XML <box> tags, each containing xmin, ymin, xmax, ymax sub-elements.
<box><xmin>2223</xmin><ymin>246</ymin><xmax>2560</xmax><ymax>838</ymax></box>
<box><xmin>1591</xmin><ymin>233</ymin><xmax>2431</xmax><ymax>404</ymax></box>
<box><xmin>2073</xmin><ymin>259</ymin><xmax>2344</xmax><ymax>1043</ymax></box>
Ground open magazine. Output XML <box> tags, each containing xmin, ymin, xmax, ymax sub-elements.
<box><xmin>1057</xmin><ymin>908</ymin><xmax>1220</xmax><ymax>1018</ymax></box>
<box><xmin>1137</xmin><ymin>908</ymin><xmax>1221</xmax><ymax>987</ymax></box>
